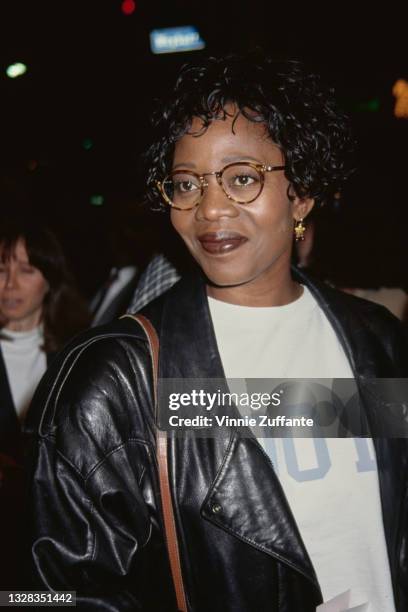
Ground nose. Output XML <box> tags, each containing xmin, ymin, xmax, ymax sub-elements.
<box><xmin>3</xmin><ymin>267</ymin><xmax>17</xmax><ymax>290</ymax></box>
<box><xmin>195</xmin><ymin>177</ymin><xmax>239</xmax><ymax>222</ymax></box>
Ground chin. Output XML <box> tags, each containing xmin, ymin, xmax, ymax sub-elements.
<box><xmin>203</xmin><ymin>270</ymin><xmax>253</xmax><ymax>289</ymax></box>
<box><xmin>1</xmin><ymin>310</ymin><xmax>19</xmax><ymax>319</ymax></box>
<box><xmin>199</xmin><ymin>260</ymin><xmax>253</xmax><ymax>287</ymax></box>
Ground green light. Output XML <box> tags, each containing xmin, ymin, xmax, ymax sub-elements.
<box><xmin>90</xmin><ymin>195</ymin><xmax>104</xmax><ymax>206</ymax></box>
<box><xmin>82</xmin><ymin>138</ymin><xmax>94</xmax><ymax>150</ymax></box>
<box><xmin>357</xmin><ymin>98</ymin><xmax>381</xmax><ymax>112</ymax></box>
<box><xmin>6</xmin><ymin>62</ymin><xmax>27</xmax><ymax>78</ymax></box>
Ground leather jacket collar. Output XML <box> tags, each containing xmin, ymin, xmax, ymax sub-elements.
<box><xmin>149</xmin><ymin>266</ymin><xmax>405</xmax><ymax>380</ymax></box>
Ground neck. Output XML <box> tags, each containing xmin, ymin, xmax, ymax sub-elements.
<box><xmin>207</xmin><ymin>265</ymin><xmax>302</xmax><ymax>307</ymax></box>
<box><xmin>4</xmin><ymin>312</ymin><xmax>42</xmax><ymax>333</ymax></box>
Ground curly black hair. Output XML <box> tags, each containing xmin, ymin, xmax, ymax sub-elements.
<box><xmin>145</xmin><ymin>54</ymin><xmax>354</xmax><ymax>210</ymax></box>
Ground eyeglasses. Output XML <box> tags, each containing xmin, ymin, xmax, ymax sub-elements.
<box><xmin>156</xmin><ymin>162</ymin><xmax>286</xmax><ymax>210</ymax></box>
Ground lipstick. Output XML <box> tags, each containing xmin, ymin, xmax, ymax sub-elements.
<box><xmin>198</xmin><ymin>231</ymin><xmax>248</xmax><ymax>254</ymax></box>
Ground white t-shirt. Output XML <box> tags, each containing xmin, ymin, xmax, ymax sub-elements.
<box><xmin>0</xmin><ymin>326</ymin><xmax>47</xmax><ymax>421</ymax></box>
<box><xmin>208</xmin><ymin>286</ymin><xmax>395</xmax><ymax>612</ymax></box>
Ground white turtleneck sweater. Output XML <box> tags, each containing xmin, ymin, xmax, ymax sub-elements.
<box><xmin>0</xmin><ymin>326</ymin><xmax>47</xmax><ymax>421</ymax></box>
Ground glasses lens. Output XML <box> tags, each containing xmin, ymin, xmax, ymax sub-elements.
<box><xmin>162</xmin><ymin>172</ymin><xmax>201</xmax><ymax>208</ymax></box>
<box><xmin>222</xmin><ymin>164</ymin><xmax>262</xmax><ymax>203</ymax></box>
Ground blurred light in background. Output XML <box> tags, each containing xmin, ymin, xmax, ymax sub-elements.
<box><xmin>90</xmin><ymin>195</ymin><xmax>104</xmax><ymax>206</ymax></box>
<box><xmin>356</xmin><ymin>98</ymin><xmax>380</xmax><ymax>112</ymax></box>
<box><xmin>27</xmin><ymin>160</ymin><xmax>38</xmax><ymax>171</ymax></box>
<box><xmin>121</xmin><ymin>0</ymin><xmax>136</xmax><ymax>15</ymax></box>
<box><xmin>6</xmin><ymin>62</ymin><xmax>27</xmax><ymax>78</ymax></box>
<box><xmin>82</xmin><ymin>138</ymin><xmax>94</xmax><ymax>150</ymax></box>
<box><xmin>393</xmin><ymin>79</ymin><xmax>408</xmax><ymax>119</ymax></box>
<box><xmin>150</xmin><ymin>26</ymin><xmax>205</xmax><ymax>54</ymax></box>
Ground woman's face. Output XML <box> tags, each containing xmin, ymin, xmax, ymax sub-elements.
<box><xmin>170</xmin><ymin>110</ymin><xmax>314</xmax><ymax>303</ymax></box>
<box><xmin>0</xmin><ymin>239</ymin><xmax>49</xmax><ymax>331</ymax></box>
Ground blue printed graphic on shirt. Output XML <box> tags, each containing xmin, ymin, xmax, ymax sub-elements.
<box><xmin>264</xmin><ymin>437</ymin><xmax>376</xmax><ymax>482</ymax></box>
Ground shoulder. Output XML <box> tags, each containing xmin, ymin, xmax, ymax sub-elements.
<box><xmin>295</xmin><ymin>266</ymin><xmax>403</xmax><ymax>327</ymax></box>
<box><xmin>305</xmin><ymin>278</ymin><xmax>408</xmax><ymax>373</ymax></box>
<box><xmin>320</xmin><ymin>282</ymin><xmax>405</xmax><ymax>332</ymax></box>
<box><xmin>25</xmin><ymin>317</ymin><xmax>156</xmax><ymax>474</ymax></box>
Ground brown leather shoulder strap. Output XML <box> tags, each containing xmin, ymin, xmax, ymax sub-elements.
<box><xmin>130</xmin><ymin>314</ymin><xmax>160</xmax><ymax>418</ymax></box>
<box><xmin>122</xmin><ymin>313</ymin><xmax>188</xmax><ymax>612</ymax></box>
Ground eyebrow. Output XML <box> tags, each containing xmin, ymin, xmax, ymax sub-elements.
<box><xmin>172</xmin><ymin>155</ymin><xmax>263</xmax><ymax>170</ymax></box>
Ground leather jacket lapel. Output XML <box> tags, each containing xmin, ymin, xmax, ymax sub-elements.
<box><xmin>201</xmin><ymin>430</ymin><xmax>320</xmax><ymax>590</ymax></box>
<box><xmin>158</xmin><ymin>272</ymin><xmax>226</xmax><ymax>379</ymax></box>
<box><xmin>156</xmin><ymin>273</ymin><xmax>320</xmax><ymax>589</ymax></box>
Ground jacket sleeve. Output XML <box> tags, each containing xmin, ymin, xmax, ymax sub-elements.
<box><xmin>25</xmin><ymin>334</ymin><xmax>175</xmax><ymax>611</ymax></box>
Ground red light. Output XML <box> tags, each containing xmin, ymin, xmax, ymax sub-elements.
<box><xmin>121</xmin><ymin>0</ymin><xmax>136</xmax><ymax>15</ymax></box>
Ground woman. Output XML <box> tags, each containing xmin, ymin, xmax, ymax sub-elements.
<box><xmin>0</xmin><ymin>222</ymin><xmax>90</xmax><ymax>461</ymax></box>
<box><xmin>27</xmin><ymin>57</ymin><xmax>407</xmax><ymax>610</ymax></box>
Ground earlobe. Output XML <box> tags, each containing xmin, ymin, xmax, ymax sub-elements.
<box><xmin>292</xmin><ymin>197</ymin><xmax>315</xmax><ymax>222</ymax></box>
<box><xmin>292</xmin><ymin>197</ymin><xmax>314</xmax><ymax>242</ymax></box>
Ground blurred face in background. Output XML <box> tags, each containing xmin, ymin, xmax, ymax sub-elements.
<box><xmin>0</xmin><ymin>238</ymin><xmax>49</xmax><ymax>332</ymax></box>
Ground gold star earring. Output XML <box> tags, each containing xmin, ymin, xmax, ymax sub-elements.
<box><xmin>294</xmin><ymin>218</ymin><xmax>306</xmax><ymax>241</ymax></box>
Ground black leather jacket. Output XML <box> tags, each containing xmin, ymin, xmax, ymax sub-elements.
<box><xmin>26</xmin><ymin>270</ymin><xmax>408</xmax><ymax>611</ymax></box>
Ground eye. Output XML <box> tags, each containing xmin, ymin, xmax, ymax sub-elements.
<box><xmin>171</xmin><ymin>173</ymin><xmax>200</xmax><ymax>193</ymax></box>
<box><xmin>230</xmin><ymin>173</ymin><xmax>259</xmax><ymax>188</ymax></box>
<box><xmin>175</xmin><ymin>180</ymin><xmax>200</xmax><ymax>193</ymax></box>
<box><xmin>236</xmin><ymin>174</ymin><xmax>253</xmax><ymax>186</ymax></box>
<box><xmin>20</xmin><ymin>265</ymin><xmax>36</xmax><ymax>274</ymax></box>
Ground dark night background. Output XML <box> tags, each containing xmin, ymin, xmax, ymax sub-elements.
<box><xmin>0</xmin><ymin>1</ymin><xmax>406</xmax><ymax>296</ymax></box>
